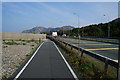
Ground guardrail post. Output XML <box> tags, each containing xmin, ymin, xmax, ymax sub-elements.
<box><xmin>104</xmin><ymin>59</ymin><xmax>108</xmax><ymax>74</ymax></box>
<box><xmin>79</xmin><ymin>50</ymin><xmax>84</xmax><ymax>64</ymax></box>
<box><xmin>70</xmin><ymin>45</ymin><xmax>73</xmax><ymax>54</ymax></box>
<box><xmin>65</xmin><ymin>43</ymin><xmax>67</xmax><ymax>47</ymax></box>
<box><xmin>81</xmin><ymin>50</ymin><xmax>84</xmax><ymax>58</ymax></box>
<box><xmin>71</xmin><ymin>45</ymin><xmax>73</xmax><ymax>51</ymax></box>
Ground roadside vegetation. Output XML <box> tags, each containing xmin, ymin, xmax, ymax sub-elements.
<box><xmin>53</xmin><ymin>39</ymin><xmax>117</xmax><ymax>79</ymax></box>
<box><xmin>57</xmin><ymin>18</ymin><xmax>120</xmax><ymax>38</ymax></box>
<box><xmin>3</xmin><ymin>39</ymin><xmax>39</xmax><ymax>45</ymax></box>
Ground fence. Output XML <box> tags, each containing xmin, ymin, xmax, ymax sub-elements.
<box><xmin>47</xmin><ymin>36</ymin><xmax>119</xmax><ymax>79</ymax></box>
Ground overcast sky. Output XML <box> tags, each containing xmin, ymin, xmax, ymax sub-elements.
<box><xmin>2</xmin><ymin>2</ymin><xmax>118</xmax><ymax>33</ymax></box>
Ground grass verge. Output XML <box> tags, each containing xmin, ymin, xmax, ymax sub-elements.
<box><xmin>54</xmin><ymin>40</ymin><xmax>117</xmax><ymax>80</ymax></box>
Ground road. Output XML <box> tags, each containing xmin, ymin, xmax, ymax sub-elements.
<box><xmin>9</xmin><ymin>41</ymin><xmax>79</xmax><ymax>80</ymax></box>
<box><xmin>59</xmin><ymin>38</ymin><xmax>119</xmax><ymax>62</ymax></box>
<box><xmin>81</xmin><ymin>37</ymin><xmax>119</xmax><ymax>43</ymax></box>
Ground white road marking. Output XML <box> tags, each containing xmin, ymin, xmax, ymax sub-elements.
<box><xmin>14</xmin><ymin>42</ymin><xmax>44</xmax><ymax>80</ymax></box>
<box><xmin>53</xmin><ymin>42</ymin><xmax>79</xmax><ymax>80</ymax></box>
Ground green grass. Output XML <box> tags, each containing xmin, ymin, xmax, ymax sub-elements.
<box><xmin>54</xmin><ymin>39</ymin><xmax>117</xmax><ymax>79</ymax></box>
<box><xmin>4</xmin><ymin>41</ymin><xmax>20</xmax><ymax>45</ymax></box>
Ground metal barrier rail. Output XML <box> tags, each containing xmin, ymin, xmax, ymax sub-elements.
<box><xmin>47</xmin><ymin>36</ymin><xmax>118</xmax><ymax>70</ymax></box>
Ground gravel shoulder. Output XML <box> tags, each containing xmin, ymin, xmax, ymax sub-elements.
<box><xmin>2</xmin><ymin>40</ymin><xmax>40</xmax><ymax>78</ymax></box>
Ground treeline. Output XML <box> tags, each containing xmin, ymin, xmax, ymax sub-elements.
<box><xmin>57</xmin><ymin>18</ymin><xmax>120</xmax><ymax>38</ymax></box>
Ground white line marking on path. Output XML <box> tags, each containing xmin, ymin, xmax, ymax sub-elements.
<box><xmin>53</xmin><ymin>42</ymin><xmax>79</xmax><ymax>80</ymax></box>
<box><xmin>14</xmin><ymin>42</ymin><xmax>44</xmax><ymax>80</ymax></box>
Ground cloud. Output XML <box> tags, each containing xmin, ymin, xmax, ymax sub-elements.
<box><xmin>38</xmin><ymin>3</ymin><xmax>91</xmax><ymax>27</ymax></box>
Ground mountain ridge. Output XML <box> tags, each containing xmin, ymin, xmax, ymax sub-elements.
<box><xmin>22</xmin><ymin>26</ymin><xmax>74</xmax><ymax>34</ymax></box>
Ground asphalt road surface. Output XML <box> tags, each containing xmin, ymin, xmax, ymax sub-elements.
<box><xmin>81</xmin><ymin>37</ymin><xmax>119</xmax><ymax>43</ymax></box>
<box><xmin>59</xmin><ymin>38</ymin><xmax>119</xmax><ymax>62</ymax></box>
<box><xmin>10</xmin><ymin>41</ymin><xmax>78</xmax><ymax>80</ymax></box>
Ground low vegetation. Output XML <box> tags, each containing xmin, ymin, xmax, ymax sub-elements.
<box><xmin>53</xmin><ymin>39</ymin><xmax>117</xmax><ymax>79</ymax></box>
<box><xmin>3</xmin><ymin>39</ymin><xmax>40</xmax><ymax>45</ymax></box>
<box><xmin>31</xmin><ymin>45</ymin><xmax>34</xmax><ymax>47</ymax></box>
<box><xmin>3</xmin><ymin>41</ymin><xmax>20</xmax><ymax>45</ymax></box>
<box><xmin>22</xmin><ymin>43</ymin><xmax>26</xmax><ymax>45</ymax></box>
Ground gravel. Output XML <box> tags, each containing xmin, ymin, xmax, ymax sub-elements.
<box><xmin>2</xmin><ymin>40</ymin><xmax>38</xmax><ymax>78</ymax></box>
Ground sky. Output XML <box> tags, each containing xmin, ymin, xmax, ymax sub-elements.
<box><xmin>2</xmin><ymin>2</ymin><xmax>118</xmax><ymax>33</ymax></box>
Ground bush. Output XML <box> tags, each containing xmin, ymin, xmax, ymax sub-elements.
<box><xmin>19</xmin><ymin>39</ymin><xmax>22</xmax><ymax>41</ymax></box>
<box><xmin>22</xmin><ymin>43</ymin><xmax>26</xmax><ymax>45</ymax></box>
<box><xmin>22</xmin><ymin>40</ymin><xmax>26</xmax><ymax>42</ymax></box>
<box><xmin>34</xmin><ymin>40</ymin><xmax>39</xmax><ymax>44</ymax></box>
<box><xmin>31</xmin><ymin>40</ymin><xmax>35</xmax><ymax>42</ymax></box>
<box><xmin>3</xmin><ymin>45</ymin><xmax>8</xmax><ymax>48</ymax></box>
<box><xmin>31</xmin><ymin>45</ymin><xmax>34</xmax><ymax>47</ymax></box>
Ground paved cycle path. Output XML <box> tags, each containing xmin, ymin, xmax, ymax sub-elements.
<box><xmin>10</xmin><ymin>41</ymin><xmax>78</xmax><ymax>80</ymax></box>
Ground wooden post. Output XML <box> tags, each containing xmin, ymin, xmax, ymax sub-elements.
<box><xmin>79</xmin><ymin>50</ymin><xmax>84</xmax><ymax>64</ymax></box>
<box><xmin>71</xmin><ymin>45</ymin><xmax>73</xmax><ymax>55</ymax></box>
<box><xmin>104</xmin><ymin>59</ymin><xmax>108</xmax><ymax>74</ymax></box>
<box><xmin>65</xmin><ymin>43</ymin><xmax>67</xmax><ymax>47</ymax></box>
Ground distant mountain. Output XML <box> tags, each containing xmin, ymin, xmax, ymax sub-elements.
<box><xmin>22</xmin><ymin>26</ymin><xmax>74</xmax><ymax>34</ymax></box>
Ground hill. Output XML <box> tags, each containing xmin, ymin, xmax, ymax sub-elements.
<box><xmin>57</xmin><ymin>18</ymin><xmax>120</xmax><ymax>38</ymax></box>
<box><xmin>22</xmin><ymin>26</ymin><xmax>74</xmax><ymax>34</ymax></box>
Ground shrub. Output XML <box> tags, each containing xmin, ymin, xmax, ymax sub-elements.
<box><xmin>22</xmin><ymin>43</ymin><xmax>26</xmax><ymax>45</ymax></box>
<box><xmin>3</xmin><ymin>45</ymin><xmax>8</xmax><ymax>48</ymax></box>
<box><xmin>19</xmin><ymin>39</ymin><xmax>22</xmax><ymax>41</ymax></box>
<box><xmin>34</xmin><ymin>40</ymin><xmax>39</xmax><ymax>44</ymax></box>
<box><xmin>22</xmin><ymin>40</ymin><xmax>26</xmax><ymax>42</ymax></box>
<box><xmin>31</xmin><ymin>45</ymin><xmax>34</xmax><ymax>47</ymax></box>
<box><xmin>31</xmin><ymin>39</ymin><xmax>35</xmax><ymax>42</ymax></box>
